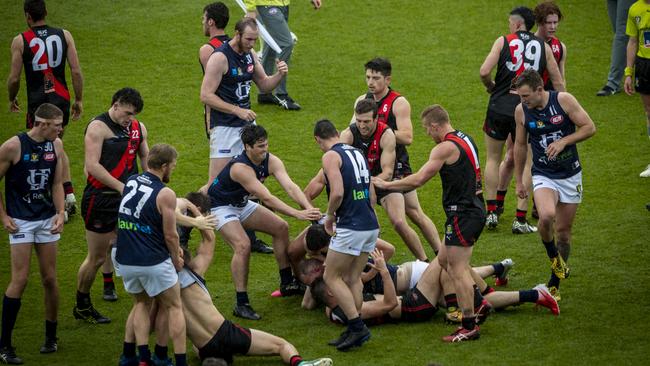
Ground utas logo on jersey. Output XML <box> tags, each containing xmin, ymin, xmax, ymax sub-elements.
<box><xmin>550</xmin><ymin>115</ymin><xmax>564</xmax><ymax>125</ymax></box>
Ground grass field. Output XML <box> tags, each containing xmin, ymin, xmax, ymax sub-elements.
<box><xmin>0</xmin><ymin>0</ymin><xmax>649</xmax><ymax>365</ymax></box>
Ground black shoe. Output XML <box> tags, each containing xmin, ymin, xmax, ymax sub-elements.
<box><xmin>274</xmin><ymin>94</ymin><xmax>301</xmax><ymax>110</ymax></box>
<box><xmin>103</xmin><ymin>283</ymin><xmax>118</xmax><ymax>302</ymax></box>
<box><xmin>257</xmin><ymin>93</ymin><xmax>278</xmax><ymax>105</ymax></box>
<box><xmin>280</xmin><ymin>279</ymin><xmax>306</xmax><ymax>297</ymax></box>
<box><xmin>73</xmin><ymin>305</ymin><xmax>111</xmax><ymax>324</ymax></box>
<box><xmin>336</xmin><ymin>326</ymin><xmax>371</xmax><ymax>351</ymax></box>
<box><xmin>327</xmin><ymin>329</ymin><xmax>350</xmax><ymax>347</ymax></box>
<box><xmin>233</xmin><ymin>303</ymin><xmax>261</xmax><ymax>320</ymax></box>
<box><xmin>0</xmin><ymin>347</ymin><xmax>23</xmax><ymax>364</ymax></box>
<box><xmin>39</xmin><ymin>337</ymin><xmax>58</xmax><ymax>354</ymax></box>
<box><xmin>251</xmin><ymin>239</ymin><xmax>273</xmax><ymax>254</ymax></box>
<box><xmin>596</xmin><ymin>85</ymin><xmax>619</xmax><ymax>96</ymax></box>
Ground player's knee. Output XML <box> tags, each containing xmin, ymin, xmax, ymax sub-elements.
<box><xmin>556</xmin><ymin>231</ymin><xmax>571</xmax><ymax>244</ymax></box>
<box><xmin>271</xmin><ymin>219</ymin><xmax>289</xmax><ymax>237</ymax></box>
<box><xmin>233</xmin><ymin>241</ymin><xmax>251</xmax><ymax>257</ymax></box>
<box><xmin>537</xmin><ymin>211</ymin><xmax>555</xmax><ymax>227</ymax></box>
<box><xmin>9</xmin><ymin>275</ymin><xmax>29</xmax><ymax>293</ymax></box>
<box><xmin>41</xmin><ymin>274</ymin><xmax>58</xmax><ymax>290</ymax></box>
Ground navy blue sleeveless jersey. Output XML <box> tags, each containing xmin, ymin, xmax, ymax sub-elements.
<box><xmin>5</xmin><ymin>133</ymin><xmax>58</xmax><ymax>220</ymax></box>
<box><xmin>115</xmin><ymin>172</ymin><xmax>168</xmax><ymax>266</ymax></box>
<box><xmin>439</xmin><ymin>131</ymin><xmax>486</xmax><ymax>217</ymax></box>
<box><xmin>523</xmin><ymin>91</ymin><xmax>581</xmax><ymax>179</ymax></box>
<box><xmin>208</xmin><ymin>153</ymin><xmax>269</xmax><ymax>207</ymax></box>
<box><xmin>210</xmin><ymin>42</ymin><xmax>255</xmax><ymax>129</ymax></box>
<box><xmin>324</xmin><ymin>143</ymin><xmax>378</xmax><ymax>231</ymax></box>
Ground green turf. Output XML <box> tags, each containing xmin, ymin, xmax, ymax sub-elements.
<box><xmin>0</xmin><ymin>0</ymin><xmax>649</xmax><ymax>365</ymax></box>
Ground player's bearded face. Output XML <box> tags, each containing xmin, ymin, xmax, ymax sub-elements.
<box><xmin>238</xmin><ymin>28</ymin><xmax>259</xmax><ymax>53</ymax></box>
<box><xmin>162</xmin><ymin>160</ymin><xmax>176</xmax><ymax>183</ymax></box>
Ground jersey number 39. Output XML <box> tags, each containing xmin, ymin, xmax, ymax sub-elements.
<box><xmin>506</xmin><ymin>39</ymin><xmax>541</xmax><ymax>73</ymax></box>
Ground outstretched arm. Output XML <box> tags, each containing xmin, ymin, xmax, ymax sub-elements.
<box><xmin>269</xmin><ymin>154</ymin><xmax>316</xmax><ymax>210</ymax></box>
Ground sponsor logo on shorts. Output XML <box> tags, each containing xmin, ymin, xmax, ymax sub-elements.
<box><xmin>224</xmin><ymin>214</ymin><xmax>237</xmax><ymax>219</ymax></box>
<box><xmin>533</xmin><ymin>182</ymin><xmax>543</xmax><ymax>188</ymax></box>
<box><xmin>12</xmin><ymin>234</ymin><xmax>25</xmax><ymax>239</ymax></box>
<box><xmin>550</xmin><ymin>115</ymin><xmax>563</xmax><ymax>124</ymax></box>
<box><xmin>576</xmin><ymin>184</ymin><xmax>582</xmax><ymax>194</ymax></box>
<box><xmin>44</xmin><ymin>152</ymin><xmax>55</xmax><ymax>161</ymax></box>
<box><xmin>218</xmin><ymin>149</ymin><xmax>231</xmax><ymax>153</ymax></box>
<box><xmin>445</xmin><ymin>224</ymin><xmax>453</xmax><ymax>235</ymax></box>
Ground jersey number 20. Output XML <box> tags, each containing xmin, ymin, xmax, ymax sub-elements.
<box><xmin>118</xmin><ymin>180</ymin><xmax>153</xmax><ymax>219</ymax></box>
<box><xmin>30</xmin><ymin>35</ymin><xmax>63</xmax><ymax>71</ymax></box>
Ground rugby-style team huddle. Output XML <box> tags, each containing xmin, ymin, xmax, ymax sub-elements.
<box><xmin>14</xmin><ymin>0</ymin><xmax>650</xmax><ymax>364</ymax></box>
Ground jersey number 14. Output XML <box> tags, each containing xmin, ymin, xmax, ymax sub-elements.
<box><xmin>344</xmin><ymin>150</ymin><xmax>370</xmax><ymax>184</ymax></box>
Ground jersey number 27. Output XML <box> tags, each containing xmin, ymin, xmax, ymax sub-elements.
<box><xmin>118</xmin><ymin>180</ymin><xmax>153</xmax><ymax>219</ymax></box>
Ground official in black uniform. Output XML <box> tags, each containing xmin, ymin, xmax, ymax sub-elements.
<box><xmin>0</xmin><ymin>103</ymin><xmax>65</xmax><ymax>363</ymax></box>
<box><xmin>73</xmin><ymin>88</ymin><xmax>149</xmax><ymax>325</ymax></box>
<box><xmin>7</xmin><ymin>0</ymin><xmax>85</xmax><ymax>221</ymax></box>
<box><xmin>374</xmin><ymin>105</ymin><xmax>490</xmax><ymax>343</ymax></box>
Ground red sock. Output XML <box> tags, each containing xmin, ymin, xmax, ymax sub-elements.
<box><xmin>290</xmin><ymin>355</ymin><xmax>303</xmax><ymax>366</ymax></box>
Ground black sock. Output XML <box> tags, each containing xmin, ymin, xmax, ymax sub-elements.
<box><xmin>348</xmin><ymin>316</ymin><xmax>364</xmax><ymax>332</ymax></box>
<box><xmin>444</xmin><ymin>294</ymin><xmax>458</xmax><ymax>309</ymax></box>
<box><xmin>154</xmin><ymin>344</ymin><xmax>168</xmax><ymax>360</ymax></box>
<box><xmin>548</xmin><ymin>273</ymin><xmax>561</xmax><ymax>289</ymax></box>
<box><xmin>246</xmin><ymin>230</ymin><xmax>257</xmax><ymax>244</ymax></box>
<box><xmin>482</xmin><ymin>286</ymin><xmax>494</xmax><ymax>296</ymax></box>
<box><xmin>138</xmin><ymin>345</ymin><xmax>151</xmax><ymax>363</ymax></box>
<box><xmin>76</xmin><ymin>290</ymin><xmax>91</xmax><ymax>308</ymax></box>
<box><xmin>279</xmin><ymin>267</ymin><xmax>293</xmax><ymax>286</ymax></box>
<box><xmin>542</xmin><ymin>238</ymin><xmax>559</xmax><ymax>259</ymax></box>
<box><xmin>516</xmin><ymin>209</ymin><xmax>527</xmax><ymax>223</ymax></box>
<box><xmin>496</xmin><ymin>190</ymin><xmax>507</xmax><ymax>209</ymax></box>
<box><xmin>486</xmin><ymin>199</ymin><xmax>497</xmax><ymax>213</ymax></box>
<box><xmin>123</xmin><ymin>342</ymin><xmax>136</xmax><ymax>358</ymax></box>
<box><xmin>491</xmin><ymin>262</ymin><xmax>505</xmax><ymax>277</ymax></box>
<box><xmin>461</xmin><ymin>316</ymin><xmax>476</xmax><ymax>331</ymax></box>
<box><xmin>236</xmin><ymin>291</ymin><xmax>249</xmax><ymax>306</ymax></box>
<box><xmin>518</xmin><ymin>290</ymin><xmax>539</xmax><ymax>303</ymax></box>
<box><xmin>174</xmin><ymin>353</ymin><xmax>187</xmax><ymax>366</ymax></box>
<box><xmin>103</xmin><ymin>272</ymin><xmax>114</xmax><ymax>289</ymax></box>
<box><xmin>473</xmin><ymin>286</ymin><xmax>483</xmax><ymax>308</ymax></box>
<box><xmin>290</xmin><ymin>355</ymin><xmax>303</xmax><ymax>366</ymax></box>
<box><xmin>0</xmin><ymin>296</ymin><xmax>21</xmax><ymax>348</ymax></box>
<box><xmin>45</xmin><ymin>320</ymin><xmax>57</xmax><ymax>340</ymax></box>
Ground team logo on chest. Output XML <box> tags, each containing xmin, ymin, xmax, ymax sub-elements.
<box><xmin>550</xmin><ymin>115</ymin><xmax>564</xmax><ymax>125</ymax></box>
<box><xmin>27</xmin><ymin>168</ymin><xmax>51</xmax><ymax>190</ymax></box>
